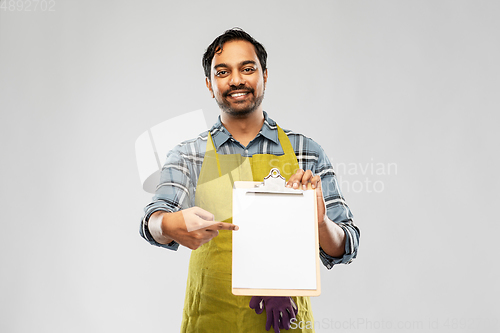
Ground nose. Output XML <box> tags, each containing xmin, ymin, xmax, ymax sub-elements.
<box><xmin>229</xmin><ymin>71</ymin><xmax>245</xmax><ymax>87</ymax></box>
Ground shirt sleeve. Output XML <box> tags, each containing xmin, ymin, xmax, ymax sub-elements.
<box><xmin>293</xmin><ymin>134</ymin><xmax>360</xmax><ymax>269</ymax></box>
<box><xmin>139</xmin><ymin>148</ymin><xmax>195</xmax><ymax>250</ymax></box>
<box><xmin>315</xmin><ymin>145</ymin><xmax>360</xmax><ymax>269</ymax></box>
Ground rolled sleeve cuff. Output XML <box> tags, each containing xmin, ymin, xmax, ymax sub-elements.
<box><xmin>319</xmin><ymin>224</ymin><xmax>359</xmax><ymax>269</ymax></box>
<box><xmin>139</xmin><ymin>209</ymin><xmax>180</xmax><ymax>251</ymax></box>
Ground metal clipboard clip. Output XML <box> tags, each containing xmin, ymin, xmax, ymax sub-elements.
<box><xmin>246</xmin><ymin>168</ymin><xmax>303</xmax><ymax>195</ymax></box>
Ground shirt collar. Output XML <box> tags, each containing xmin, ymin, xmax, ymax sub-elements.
<box><xmin>209</xmin><ymin>111</ymin><xmax>280</xmax><ymax>149</ymax></box>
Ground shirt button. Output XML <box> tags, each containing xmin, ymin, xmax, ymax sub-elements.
<box><xmin>244</xmin><ymin>149</ymin><xmax>249</xmax><ymax>155</ymax></box>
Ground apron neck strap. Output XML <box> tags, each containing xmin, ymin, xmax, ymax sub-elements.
<box><xmin>276</xmin><ymin>125</ymin><xmax>295</xmax><ymax>156</ymax></box>
<box><xmin>207</xmin><ymin>131</ymin><xmax>222</xmax><ymax>177</ymax></box>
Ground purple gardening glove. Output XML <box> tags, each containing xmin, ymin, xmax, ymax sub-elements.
<box><xmin>249</xmin><ymin>296</ymin><xmax>298</xmax><ymax>333</ymax></box>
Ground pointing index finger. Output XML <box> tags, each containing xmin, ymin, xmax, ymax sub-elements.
<box><xmin>205</xmin><ymin>222</ymin><xmax>239</xmax><ymax>231</ymax></box>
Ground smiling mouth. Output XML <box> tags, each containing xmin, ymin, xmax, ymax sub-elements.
<box><xmin>230</xmin><ymin>92</ymin><xmax>248</xmax><ymax>98</ymax></box>
<box><xmin>224</xmin><ymin>88</ymin><xmax>253</xmax><ymax>99</ymax></box>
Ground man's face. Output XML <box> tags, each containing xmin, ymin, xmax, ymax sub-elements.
<box><xmin>206</xmin><ymin>40</ymin><xmax>268</xmax><ymax>117</ymax></box>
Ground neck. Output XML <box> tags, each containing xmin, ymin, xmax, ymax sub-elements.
<box><xmin>220</xmin><ymin>109</ymin><xmax>264</xmax><ymax>147</ymax></box>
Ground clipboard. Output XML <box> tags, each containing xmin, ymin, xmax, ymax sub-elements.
<box><xmin>232</xmin><ymin>168</ymin><xmax>321</xmax><ymax>297</ymax></box>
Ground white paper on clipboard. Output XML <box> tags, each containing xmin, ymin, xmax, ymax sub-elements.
<box><xmin>232</xmin><ymin>169</ymin><xmax>320</xmax><ymax>296</ymax></box>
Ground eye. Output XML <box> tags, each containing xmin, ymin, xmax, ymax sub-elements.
<box><xmin>215</xmin><ymin>70</ymin><xmax>228</xmax><ymax>77</ymax></box>
<box><xmin>243</xmin><ymin>67</ymin><xmax>256</xmax><ymax>73</ymax></box>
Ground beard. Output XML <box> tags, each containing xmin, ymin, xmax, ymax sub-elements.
<box><xmin>215</xmin><ymin>86</ymin><xmax>265</xmax><ymax>118</ymax></box>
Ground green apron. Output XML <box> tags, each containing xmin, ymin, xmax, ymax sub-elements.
<box><xmin>180</xmin><ymin>125</ymin><xmax>315</xmax><ymax>333</ymax></box>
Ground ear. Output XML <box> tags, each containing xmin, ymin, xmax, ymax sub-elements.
<box><xmin>263</xmin><ymin>69</ymin><xmax>268</xmax><ymax>88</ymax></box>
<box><xmin>205</xmin><ymin>77</ymin><xmax>214</xmax><ymax>98</ymax></box>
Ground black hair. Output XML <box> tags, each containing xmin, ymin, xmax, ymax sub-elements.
<box><xmin>202</xmin><ymin>28</ymin><xmax>267</xmax><ymax>80</ymax></box>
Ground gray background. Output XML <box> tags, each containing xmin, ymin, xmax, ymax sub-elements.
<box><xmin>1</xmin><ymin>0</ymin><xmax>498</xmax><ymax>332</ymax></box>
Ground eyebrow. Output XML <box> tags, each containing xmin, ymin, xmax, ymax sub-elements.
<box><xmin>213</xmin><ymin>60</ymin><xmax>257</xmax><ymax>70</ymax></box>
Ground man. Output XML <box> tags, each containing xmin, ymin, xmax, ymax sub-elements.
<box><xmin>140</xmin><ymin>28</ymin><xmax>360</xmax><ymax>333</ymax></box>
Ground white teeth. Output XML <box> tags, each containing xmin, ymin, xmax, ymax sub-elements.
<box><xmin>231</xmin><ymin>92</ymin><xmax>247</xmax><ymax>97</ymax></box>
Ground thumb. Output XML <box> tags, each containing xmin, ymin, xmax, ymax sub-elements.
<box><xmin>191</xmin><ymin>206</ymin><xmax>215</xmax><ymax>221</ymax></box>
<box><xmin>183</xmin><ymin>208</ymin><xmax>218</xmax><ymax>232</ymax></box>
<box><xmin>249</xmin><ymin>296</ymin><xmax>264</xmax><ymax>314</ymax></box>
<box><xmin>315</xmin><ymin>178</ymin><xmax>323</xmax><ymax>197</ymax></box>
<box><xmin>315</xmin><ymin>180</ymin><xmax>326</xmax><ymax>223</ymax></box>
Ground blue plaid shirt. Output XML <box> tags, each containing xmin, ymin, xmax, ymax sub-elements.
<box><xmin>140</xmin><ymin>112</ymin><xmax>359</xmax><ymax>269</ymax></box>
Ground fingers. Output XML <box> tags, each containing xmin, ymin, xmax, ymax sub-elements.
<box><xmin>281</xmin><ymin>309</ymin><xmax>291</xmax><ymax>330</ymax></box>
<box><xmin>192</xmin><ymin>207</ymin><xmax>239</xmax><ymax>230</ymax></box>
<box><xmin>286</xmin><ymin>169</ymin><xmax>304</xmax><ymax>189</ymax></box>
<box><xmin>299</xmin><ymin>170</ymin><xmax>313</xmax><ymax>190</ymax></box>
<box><xmin>265</xmin><ymin>308</ymin><xmax>273</xmax><ymax>331</ymax></box>
<box><xmin>184</xmin><ymin>207</ymin><xmax>239</xmax><ymax>232</ymax></box>
<box><xmin>286</xmin><ymin>169</ymin><xmax>321</xmax><ymax>190</ymax></box>
<box><xmin>311</xmin><ymin>175</ymin><xmax>321</xmax><ymax>189</ymax></box>
<box><xmin>184</xmin><ymin>211</ymin><xmax>217</xmax><ymax>232</ymax></box>
<box><xmin>255</xmin><ymin>303</ymin><xmax>264</xmax><ymax>315</ymax></box>
<box><xmin>273</xmin><ymin>308</ymin><xmax>280</xmax><ymax>333</ymax></box>
<box><xmin>204</xmin><ymin>229</ymin><xmax>219</xmax><ymax>239</ymax></box>
<box><xmin>314</xmin><ymin>180</ymin><xmax>327</xmax><ymax>224</ymax></box>
<box><xmin>280</xmin><ymin>298</ymin><xmax>295</xmax><ymax>330</ymax></box>
<box><xmin>249</xmin><ymin>296</ymin><xmax>264</xmax><ymax>315</ymax></box>
<box><xmin>205</xmin><ymin>221</ymin><xmax>239</xmax><ymax>231</ymax></box>
<box><xmin>173</xmin><ymin>207</ymin><xmax>239</xmax><ymax>249</ymax></box>
<box><xmin>191</xmin><ymin>206</ymin><xmax>215</xmax><ymax>221</ymax></box>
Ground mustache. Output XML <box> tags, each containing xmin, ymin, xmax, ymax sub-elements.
<box><xmin>223</xmin><ymin>85</ymin><xmax>254</xmax><ymax>98</ymax></box>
